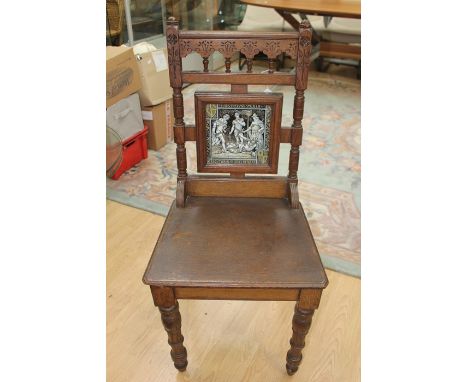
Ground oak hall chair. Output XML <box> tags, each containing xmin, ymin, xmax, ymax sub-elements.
<box><xmin>143</xmin><ymin>17</ymin><xmax>328</xmax><ymax>376</ymax></box>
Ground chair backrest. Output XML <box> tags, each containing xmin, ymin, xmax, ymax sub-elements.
<box><xmin>166</xmin><ymin>17</ymin><xmax>312</xmax><ymax>208</ymax></box>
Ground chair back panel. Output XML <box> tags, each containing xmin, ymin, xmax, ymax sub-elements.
<box><xmin>165</xmin><ymin>17</ymin><xmax>312</xmax><ymax>206</ymax></box>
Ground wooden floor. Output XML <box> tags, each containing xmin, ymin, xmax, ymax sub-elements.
<box><xmin>107</xmin><ymin>200</ymin><xmax>361</xmax><ymax>382</ymax></box>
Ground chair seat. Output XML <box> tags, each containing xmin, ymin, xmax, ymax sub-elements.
<box><xmin>143</xmin><ymin>196</ymin><xmax>328</xmax><ymax>289</ymax></box>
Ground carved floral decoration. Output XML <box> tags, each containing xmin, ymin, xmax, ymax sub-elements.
<box><xmin>219</xmin><ymin>40</ymin><xmax>236</xmax><ymax>58</ymax></box>
<box><xmin>263</xmin><ymin>41</ymin><xmax>281</xmax><ymax>58</ymax></box>
<box><xmin>197</xmin><ymin>40</ymin><xmax>214</xmax><ymax>57</ymax></box>
<box><xmin>241</xmin><ymin>40</ymin><xmax>260</xmax><ymax>58</ymax></box>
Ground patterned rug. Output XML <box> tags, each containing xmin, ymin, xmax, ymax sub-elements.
<box><xmin>107</xmin><ymin>70</ymin><xmax>361</xmax><ymax>277</ymax></box>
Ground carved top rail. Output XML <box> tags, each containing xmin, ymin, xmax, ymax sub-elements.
<box><xmin>177</xmin><ymin>30</ymin><xmax>299</xmax><ymax>60</ymax></box>
<box><xmin>179</xmin><ymin>30</ymin><xmax>299</xmax><ymax>40</ymax></box>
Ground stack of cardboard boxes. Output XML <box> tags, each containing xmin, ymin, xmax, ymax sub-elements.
<box><xmin>106</xmin><ymin>42</ymin><xmax>174</xmax><ymax>179</ymax></box>
<box><xmin>133</xmin><ymin>42</ymin><xmax>174</xmax><ymax>151</ymax></box>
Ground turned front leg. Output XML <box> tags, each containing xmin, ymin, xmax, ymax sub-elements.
<box><xmin>286</xmin><ymin>289</ymin><xmax>323</xmax><ymax>375</ymax></box>
<box><xmin>159</xmin><ymin>302</ymin><xmax>188</xmax><ymax>371</ymax></box>
<box><xmin>286</xmin><ymin>304</ymin><xmax>315</xmax><ymax>375</ymax></box>
<box><xmin>151</xmin><ymin>286</ymin><xmax>188</xmax><ymax>371</ymax></box>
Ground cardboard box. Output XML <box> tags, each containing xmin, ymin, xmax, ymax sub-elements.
<box><xmin>142</xmin><ymin>99</ymin><xmax>174</xmax><ymax>151</ymax></box>
<box><xmin>106</xmin><ymin>93</ymin><xmax>144</xmax><ymax>141</ymax></box>
<box><xmin>106</xmin><ymin>46</ymin><xmax>141</xmax><ymax>108</ymax></box>
<box><xmin>133</xmin><ymin>43</ymin><xmax>172</xmax><ymax>107</ymax></box>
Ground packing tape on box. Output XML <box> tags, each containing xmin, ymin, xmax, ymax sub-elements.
<box><xmin>133</xmin><ymin>42</ymin><xmax>157</xmax><ymax>55</ymax></box>
<box><xmin>141</xmin><ymin>110</ymin><xmax>153</xmax><ymax>120</ymax></box>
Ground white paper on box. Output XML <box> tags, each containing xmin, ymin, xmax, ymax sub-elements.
<box><xmin>152</xmin><ymin>51</ymin><xmax>168</xmax><ymax>72</ymax></box>
<box><xmin>141</xmin><ymin>110</ymin><xmax>153</xmax><ymax>120</ymax></box>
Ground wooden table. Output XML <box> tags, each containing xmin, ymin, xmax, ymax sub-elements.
<box><xmin>241</xmin><ymin>0</ymin><xmax>361</xmax><ymax>62</ymax></box>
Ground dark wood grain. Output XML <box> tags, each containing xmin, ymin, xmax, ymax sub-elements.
<box><xmin>286</xmin><ymin>304</ymin><xmax>315</xmax><ymax>375</ymax></box>
<box><xmin>150</xmin><ymin>285</ymin><xmax>175</xmax><ymax>307</ymax></box>
<box><xmin>179</xmin><ymin>30</ymin><xmax>299</xmax><ymax>40</ymax></box>
<box><xmin>150</xmin><ymin>286</ymin><xmax>188</xmax><ymax>371</ymax></box>
<box><xmin>182</xmin><ymin>72</ymin><xmax>296</xmax><ymax>85</ymax></box>
<box><xmin>231</xmin><ymin>84</ymin><xmax>247</xmax><ymax>93</ymax></box>
<box><xmin>159</xmin><ymin>302</ymin><xmax>188</xmax><ymax>371</ymax></box>
<box><xmin>175</xmin><ymin>287</ymin><xmax>299</xmax><ymax>300</ymax></box>
<box><xmin>167</xmin><ymin>18</ymin><xmax>188</xmax><ymax>182</ymax></box>
<box><xmin>284</xmin><ymin>288</ymin><xmax>323</xmax><ymax>375</ymax></box>
<box><xmin>287</xmin><ymin>20</ymin><xmax>311</xmax><ymax>187</ymax></box>
<box><xmin>183</xmin><ymin>125</ymin><xmax>196</xmax><ymax>140</ymax></box>
<box><xmin>298</xmin><ymin>289</ymin><xmax>323</xmax><ymax>310</ymax></box>
<box><xmin>295</xmin><ymin>21</ymin><xmax>312</xmax><ymax>92</ymax></box>
<box><xmin>143</xmin><ymin>197</ymin><xmax>328</xmax><ymax>289</ymax></box>
<box><xmin>186</xmin><ymin>175</ymin><xmax>288</xmax><ymax>198</ymax></box>
<box><xmin>143</xmin><ymin>19</ymin><xmax>328</xmax><ymax>375</ymax></box>
<box><xmin>166</xmin><ymin>18</ymin><xmax>182</xmax><ymax>89</ymax></box>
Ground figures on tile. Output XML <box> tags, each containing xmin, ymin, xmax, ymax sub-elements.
<box><xmin>206</xmin><ymin>104</ymin><xmax>271</xmax><ymax>165</ymax></box>
<box><xmin>212</xmin><ymin>114</ymin><xmax>230</xmax><ymax>152</ymax></box>
<box><xmin>229</xmin><ymin>112</ymin><xmax>249</xmax><ymax>147</ymax></box>
<box><xmin>245</xmin><ymin>113</ymin><xmax>265</xmax><ymax>150</ymax></box>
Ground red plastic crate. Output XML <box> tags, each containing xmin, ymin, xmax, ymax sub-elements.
<box><xmin>111</xmin><ymin>126</ymin><xmax>148</xmax><ymax>180</ymax></box>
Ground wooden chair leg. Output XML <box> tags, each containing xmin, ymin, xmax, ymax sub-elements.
<box><xmin>158</xmin><ymin>301</ymin><xmax>188</xmax><ymax>371</ymax></box>
<box><xmin>151</xmin><ymin>286</ymin><xmax>188</xmax><ymax>371</ymax></box>
<box><xmin>286</xmin><ymin>303</ymin><xmax>315</xmax><ymax>375</ymax></box>
<box><xmin>285</xmin><ymin>289</ymin><xmax>322</xmax><ymax>375</ymax></box>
